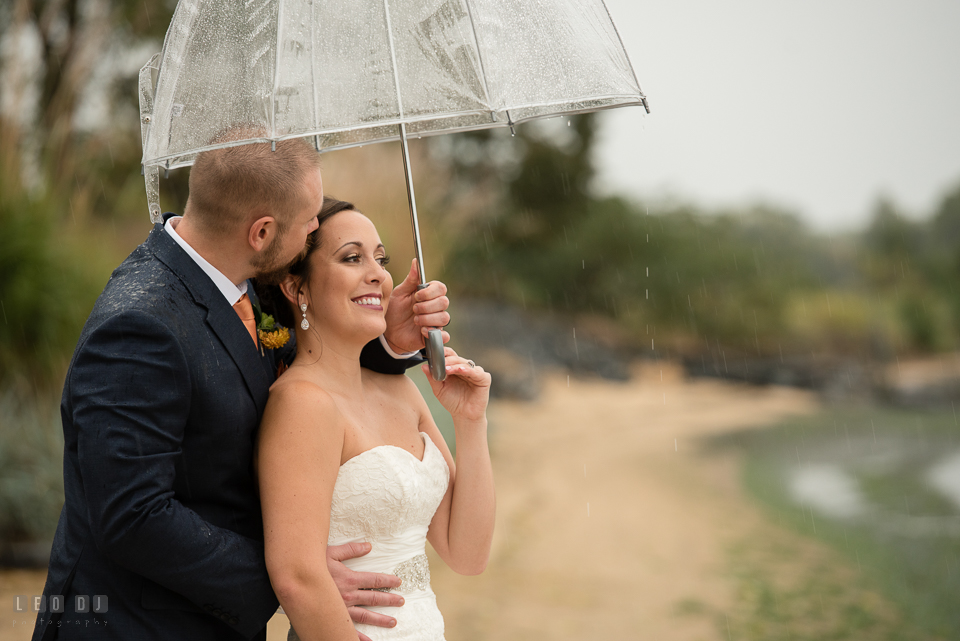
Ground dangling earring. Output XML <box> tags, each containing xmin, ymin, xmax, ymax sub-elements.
<box><xmin>300</xmin><ymin>303</ymin><xmax>309</xmax><ymax>330</ymax></box>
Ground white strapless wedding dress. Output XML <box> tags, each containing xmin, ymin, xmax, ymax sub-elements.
<box><xmin>289</xmin><ymin>432</ymin><xmax>450</xmax><ymax>641</ymax></box>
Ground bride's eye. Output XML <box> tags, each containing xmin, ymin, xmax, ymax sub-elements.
<box><xmin>377</xmin><ymin>255</ymin><xmax>391</xmax><ymax>267</ymax></box>
<box><xmin>343</xmin><ymin>253</ymin><xmax>361</xmax><ymax>263</ymax></box>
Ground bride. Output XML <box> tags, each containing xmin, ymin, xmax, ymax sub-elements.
<box><xmin>255</xmin><ymin>196</ymin><xmax>495</xmax><ymax>641</ymax></box>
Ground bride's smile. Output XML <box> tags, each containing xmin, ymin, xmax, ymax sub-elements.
<box><xmin>351</xmin><ymin>295</ymin><xmax>383</xmax><ymax>309</ymax></box>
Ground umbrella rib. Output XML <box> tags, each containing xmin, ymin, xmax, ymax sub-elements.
<box><xmin>599</xmin><ymin>0</ymin><xmax>649</xmax><ymax>113</ymax></box>
<box><xmin>270</xmin><ymin>0</ymin><xmax>286</xmax><ymax>138</ymax></box>
<box><xmin>461</xmin><ymin>0</ymin><xmax>497</xmax><ymax>122</ymax></box>
<box><xmin>309</xmin><ymin>0</ymin><xmax>320</xmax><ymax>149</ymax></box>
<box><xmin>380</xmin><ymin>0</ymin><xmax>405</xmax><ymax>121</ymax></box>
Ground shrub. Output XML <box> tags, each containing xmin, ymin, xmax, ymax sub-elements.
<box><xmin>0</xmin><ymin>388</ymin><xmax>64</xmax><ymax>543</ymax></box>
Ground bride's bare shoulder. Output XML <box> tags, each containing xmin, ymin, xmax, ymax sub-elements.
<box><xmin>264</xmin><ymin>374</ymin><xmax>342</xmax><ymax>426</ymax></box>
<box><xmin>258</xmin><ymin>376</ymin><xmax>345</xmax><ymax>475</ymax></box>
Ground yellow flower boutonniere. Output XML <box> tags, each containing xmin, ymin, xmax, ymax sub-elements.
<box><xmin>254</xmin><ymin>305</ymin><xmax>291</xmax><ymax>350</ymax></box>
<box><xmin>259</xmin><ymin>325</ymin><xmax>290</xmax><ymax>350</ymax></box>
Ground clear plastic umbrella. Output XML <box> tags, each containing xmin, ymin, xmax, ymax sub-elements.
<box><xmin>139</xmin><ymin>0</ymin><xmax>648</xmax><ymax>379</ymax></box>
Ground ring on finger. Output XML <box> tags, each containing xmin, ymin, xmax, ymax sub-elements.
<box><xmin>465</xmin><ymin>359</ymin><xmax>476</xmax><ymax>368</ymax></box>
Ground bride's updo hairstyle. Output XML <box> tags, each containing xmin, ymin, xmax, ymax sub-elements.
<box><xmin>254</xmin><ymin>196</ymin><xmax>356</xmax><ymax>330</ymax></box>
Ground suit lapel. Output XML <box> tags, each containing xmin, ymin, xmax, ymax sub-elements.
<box><xmin>204</xmin><ymin>304</ymin><xmax>272</xmax><ymax>414</ymax></box>
<box><xmin>146</xmin><ymin>225</ymin><xmax>272</xmax><ymax>416</ymax></box>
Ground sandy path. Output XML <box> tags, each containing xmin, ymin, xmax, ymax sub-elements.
<box><xmin>2</xmin><ymin>364</ymin><xmax>819</xmax><ymax>641</ymax></box>
<box><xmin>425</xmin><ymin>363</ymin><xmax>819</xmax><ymax>641</ymax></box>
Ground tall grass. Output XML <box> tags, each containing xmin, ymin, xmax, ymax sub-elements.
<box><xmin>0</xmin><ymin>143</ymin><xmax>124</xmax><ymax>390</ymax></box>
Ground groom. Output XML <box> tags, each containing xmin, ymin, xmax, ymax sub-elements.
<box><xmin>32</xmin><ymin>138</ymin><xmax>449</xmax><ymax>641</ymax></box>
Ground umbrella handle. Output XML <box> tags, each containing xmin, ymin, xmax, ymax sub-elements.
<box><xmin>424</xmin><ymin>328</ymin><xmax>446</xmax><ymax>382</ymax></box>
<box><xmin>417</xmin><ymin>283</ymin><xmax>446</xmax><ymax>381</ymax></box>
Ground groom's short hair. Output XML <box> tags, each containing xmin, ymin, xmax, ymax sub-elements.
<box><xmin>186</xmin><ymin>130</ymin><xmax>321</xmax><ymax>235</ymax></box>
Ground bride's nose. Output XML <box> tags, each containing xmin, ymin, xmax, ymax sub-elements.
<box><xmin>365</xmin><ymin>263</ymin><xmax>383</xmax><ymax>283</ymax></box>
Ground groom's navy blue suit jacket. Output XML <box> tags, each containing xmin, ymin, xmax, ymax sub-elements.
<box><xmin>33</xmin><ymin>222</ymin><xmax>419</xmax><ymax>641</ymax></box>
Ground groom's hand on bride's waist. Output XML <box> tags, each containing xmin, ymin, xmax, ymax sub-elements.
<box><xmin>327</xmin><ymin>542</ymin><xmax>404</xmax><ymax>633</ymax></box>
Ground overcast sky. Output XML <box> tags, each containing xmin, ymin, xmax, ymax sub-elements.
<box><xmin>594</xmin><ymin>0</ymin><xmax>960</xmax><ymax>231</ymax></box>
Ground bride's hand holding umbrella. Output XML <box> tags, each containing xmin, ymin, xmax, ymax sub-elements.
<box><xmin>422</xmin><ymin>346</ymin><xmax>495</xmax><ymax>577</ymax></box>
<box><xmin>423</xmin><ymin>347</ymin><xmax>491</xmax><ymax>424</ymax></box>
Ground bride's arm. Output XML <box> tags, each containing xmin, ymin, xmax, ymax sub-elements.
<box><xmin>415</xmin><ymin>349</ymin><xmax>495</xmax><ymax>575</ymax></box>
<box><xmin>257</xmin><ymin>380</ymin><xmax>357</xmax><ymax>641</ymax></box>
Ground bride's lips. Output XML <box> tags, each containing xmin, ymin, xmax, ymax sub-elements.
<box><xmin>351</xmin><ymin>294</ymin><xmax>383</xmax><ymax>310</ymax></box>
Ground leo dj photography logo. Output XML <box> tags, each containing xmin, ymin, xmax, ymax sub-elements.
<box><xmin>13</xmin><ymin>594</ymin><xmax>108</xmax><ymax>614</ymax></box>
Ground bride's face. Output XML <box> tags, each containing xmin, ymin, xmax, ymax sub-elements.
<box><xmin>302</xmin><ymin>209</ymin><xmax>393</xmax><ymax>341</ymax></box>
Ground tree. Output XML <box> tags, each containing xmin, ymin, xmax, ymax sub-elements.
<box><xmin>1</xmin><ymin>0</ymin><xmax>173</xmax><ymax>191</ymax></box>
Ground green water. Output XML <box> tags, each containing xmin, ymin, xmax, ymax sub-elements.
<box><xmin>715</xmin><ymin>406</ymin><xmax>960</xmax><ymax>638</ymax></box>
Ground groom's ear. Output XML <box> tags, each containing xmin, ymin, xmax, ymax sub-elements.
<box><xmin>247</xmin><ymin>211</ymin><xmax>277</xmax><ymax>252</ymax></box>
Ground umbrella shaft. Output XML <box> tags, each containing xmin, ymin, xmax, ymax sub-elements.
<box><xmin>399</xmin><ymin>123</ymin><xmax>427</xmax><ymax>285</ymax></box>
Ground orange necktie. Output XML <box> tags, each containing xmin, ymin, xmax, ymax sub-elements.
<box><xmin>233</xmin><ymin>293</ymin><xmax>258</xmax><ymax>348</ymax></box>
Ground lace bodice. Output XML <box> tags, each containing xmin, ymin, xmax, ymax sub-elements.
<box><xmin>289</xmin><ymin>432</ymin><xmax>450</xmax><ymax>641</ymax></box>
<box><xmin>329</xmin><ymin>432</ymin><xmax>450</xmax><ymax>544</ymax></box>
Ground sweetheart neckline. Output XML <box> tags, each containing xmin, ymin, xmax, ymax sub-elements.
<box><xmin>341</xmin><ymin>432</ymin><xmax>434</xmax><ymax>468</ymax></box>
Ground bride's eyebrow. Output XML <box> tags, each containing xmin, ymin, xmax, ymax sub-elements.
<box><xmin>335</xmin><ymin>241</ymin><xmax>386</xmax><ymax>252</ymax></box>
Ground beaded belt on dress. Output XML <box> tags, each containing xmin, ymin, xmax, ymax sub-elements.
<box><xmin>369</xmin><ymin>553</ymin><xmax>430</xmax><ymax>594</ymax></box>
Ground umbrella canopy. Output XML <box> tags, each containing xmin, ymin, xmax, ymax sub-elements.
<box><xmin>140</xmin><ymin>0</ymin><xmax>647</xmax><ymax>221</ymax></box>
<box><xmin>139</xmin><ymin>0</ymin><xmax>648</xmax><ymax>379</ymax></box>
